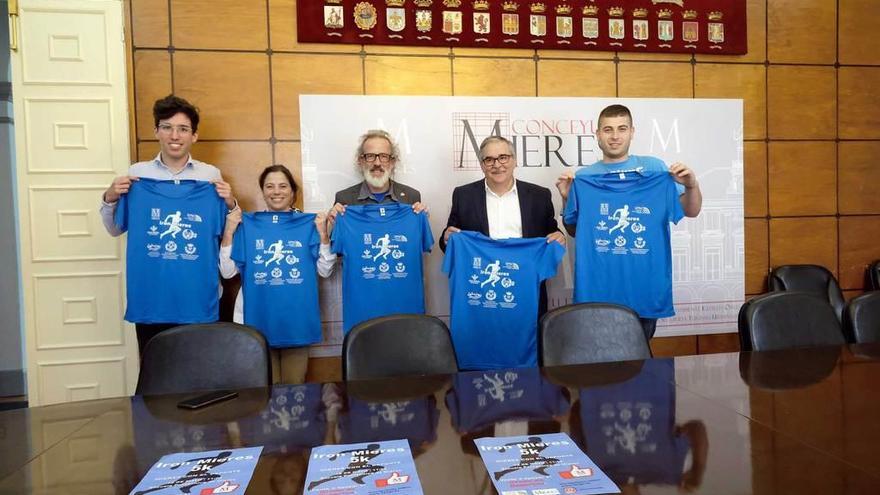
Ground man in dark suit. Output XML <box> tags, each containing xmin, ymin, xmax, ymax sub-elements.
<box><xmin>440</xmin><ymin>136</ymin><xmax>565</xmax><ymax>315</ymax></box>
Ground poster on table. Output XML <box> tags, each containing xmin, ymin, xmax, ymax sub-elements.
<box><xmin>474</xmin><ymin>433</ymin><xmax>619</xmax><ymax>495</ymax></box>
<box><xmin>304</xmin><ymin>439</ymin><xmax>424</xmax><ymax>494</ymax></box>
<box><xmin>129</xmin><ymin>447</ymin><xmax>262</xmax><ymax>495</ymax></box>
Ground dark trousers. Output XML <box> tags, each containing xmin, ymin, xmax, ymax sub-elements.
<box><xmin>639</xmin><ymin>318</ymin><xmax>658</xmax><ymax>340</ymax></box>
<box><xmin>135</xmin><ymin>323</ymin><xmax>179</xmax><ymax>358</ymax></box>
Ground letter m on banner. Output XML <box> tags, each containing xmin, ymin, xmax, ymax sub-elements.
<box><xmin>452</xmin><ymin>112</ymin><xmax>510</xmax><ymax>170</ymax></box>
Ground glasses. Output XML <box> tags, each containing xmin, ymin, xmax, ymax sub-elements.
<box><xmin>157</xmin><ymin>123</ymin><xmax>193</xmax><ymax>135</ymax></box>
<box><xmin>360</xmin><ymin>153</ymin><xmax>395</xmax><ymax>163</ymax></box>
<box><xmin>481</xmin><ymin>154</ymin><xmax>512</xmax><ymax>167</ymax></box>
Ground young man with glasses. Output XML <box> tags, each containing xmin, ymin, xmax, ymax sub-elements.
<box><xmin>440</xmin><ymin>135</ymin><xmax>564</xmax><ymax>314</ymax></box>
<box><xmin>100</xmin><ymin>94</ymin><xmax>238</xmax><ymax>354</ymax></box>
<box><xmin>327</xmin><ymin>129</ymin><xmax>427</xmax><ymax>227</ymax></box>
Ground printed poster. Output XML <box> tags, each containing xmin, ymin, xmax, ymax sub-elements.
<box><xmin>475</xmin><ymin>433</ymin><xmax>620</xmax><ymax>495</ymax></box>
<box><xmin>129</xmin><ymin>447</ymin><xmax>263</xmax><ymax>495</ymax></box>
<box><xmin>305</xmin><ymin>439</ymin><xmax>423</xmax><ymax>494</ymax></box>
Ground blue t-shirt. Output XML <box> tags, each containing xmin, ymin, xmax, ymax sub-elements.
<box><xmin>577</xmin><ymin>359</ymin><xmax>690</xmax><ymax>485</ymax></box>
<box><xmin>442</xmin><ymin>231</ymin><xmax>565</xmax><ymax>370</ymax></box>
<box><xmin>115</xmin><ymin>178</ymin><xmax>227</xmax><ymax>324</ymax></box>
<box><xmin>230</xmin><ymin>211</ymin><xmax>322</xmax><ymax>347</ymax></box>
<box><xmin>578</xmin><ymin>155</ymin><xmax>686</xmax><ymax>195</ymax></box>
<box><xmin>446</xmin><ymin>367</ymin><xmax>570</xmax><ymax>433</ymax></box>
<box><xmin>563</xmin><ymin>169</ymin><xmax>684</xmax><ymax>318</ymax></box>
<box><xmin>237</xmin><ymin>384</ymin><xmax>326</xmax><ymax>455</ymax></box>
<box><xmin>330</xmin><ymin>203</ymin><xmax>434</xmax><ymax>333</ymax></box>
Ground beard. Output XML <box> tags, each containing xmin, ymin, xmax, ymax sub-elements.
<box><xmin>362</xmin><ymin>166</ymin><xmax>392</xmax><ymax>190</ymax></box>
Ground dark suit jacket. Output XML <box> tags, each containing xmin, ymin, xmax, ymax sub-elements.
<box><xmin>440</xmin><ymin>179</ymin><xmax>560</xmax><ymax>252</ymax></box>
<box><xmin>334</xmin><ymin>180</ymin><xmax>421</xmax><ymax>206</ymax></box>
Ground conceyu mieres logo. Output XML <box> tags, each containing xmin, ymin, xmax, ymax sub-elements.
<box><xmin>451</xmin><ymin>112</ymin><xmax>684</xmax><ymax>170</ymax></box>
<box><xmin>451</xmin><ymin>112</ymin><xmax>600</xmax><ymax>170</ymax></box>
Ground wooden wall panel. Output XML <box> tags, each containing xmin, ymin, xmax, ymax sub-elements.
<box><xmin>839</xmin><ymin>67</ymin><xmax>880</xmax><ymax>139</ymax></box>
<box><xmin>767</xmin><ymin>0</ymin><xmax>836</xmax><ymax>64</ymax></box>
<box><xmin>537</xmin><ymin>60</ymin><xmax>616</xmax><ymax>97</ymax></box>
<box><xmin>769</xmin><ymin>217</ymin><xmax>838</xmax><ymax>276</ymax></box>
<box><xmin>839</xmin><ymin>0</ymin><xmax>880</xmax><ymax>65</ymax></box>
<box><xmin>768</xmin><ymin>66</ymin><xmax>836</xmax><ymax>139</ymax></box>
<box><xmin>171</xmin><ymin>0</ymin><xmax>268</xmax><ymax>50</ymax></box>
<box><xmin>839</xmin><ymin>142</ymin><xmax>880</xmax><ymax>214</ymax></box>
<box><xmin>365</xmin><ymin>56</ymin><xmax>452</xmax><ymax>96</ymax></box>
<box><xmin>173</xmin><ymin>52</ymin><xmax>272</xmax><ymax>140</ymax></box>
<box><xmin>744</xmin><ymin>142</ymin><xmax>768</xmax><ymax>218</ymax></box>
<box><xmin>124</xmin><ymin>0</ymin><xmax>880</xmax><ymax>360</ymax></box>
<box><xmin>695</xmin><ymin>63</ymin><xmax>767</xmax><ymax>140</ymax></box>
<box><xmin>768</xmin><ymin>142</ymin><xmax>836</xmax><ymax>216</ymax></box>
<box><xmin>273</xmin><ymin>53</ymin><xmax>363</xmax><ymax>139</ymax></box>
<box><xmin>453</xmin><ymin>58</ymin><xmax>536</xmax><ymax>96</ymax></box>
<box><xmin>839</xmin><ymin>217</ymin><xmax>880</xmax><ymax>290</ymax></box>
<box><xmin>130</xmin><ymin>0</ymin><xmax>168</xmax><ymax>48</ymax></box>
<box><xmin>617</xmin><ymin>62</ymin><xmax>693</xmax><ymax>98</ymax></box>
<box><xmin>132</xmin><ymin>51</ymin><xmax>171</xmax><ymax>139</ymax></box>
<box><xmin>746</xmin><ymin>219</ymin><xmax>769</xmax><ymax>294</ymax></box>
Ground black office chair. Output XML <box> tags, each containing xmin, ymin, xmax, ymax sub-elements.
<box><xmin>737</xmin><ymin>292</ymin><xmax>845</xmax><ymax>352</ymax></box>
<box><xmin>843</xmin><ymin>292</ymin><xmax>880</xmax><ymax>344</ymax></box>
<box><xmin>539</xmin><ymin>303</ymin><xmax>652</xmax><ymax>366</ymax></box>
<box><xmin>868</xmin><ymin>260</ymin><xmax>880</xmax><ymax>291</ymax></box>
<box><xmin>135</xmin><ymin>322</ymin><xmax>271</xmax><ymax>395</ymax></box>
<box><xmin>342</xmin><ymin>314</ymin><xmax>458</xmax><ymax>381</ymax></box>
<box><xmin>769</xmin><ymin>264</ymin><xmax>845</xmax><ymax>322</ymax></box>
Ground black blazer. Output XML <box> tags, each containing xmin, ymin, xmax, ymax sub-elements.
<box><xmin>440</xmin><ymin>179</ymin><xmax>560</xmax><ymax>252</ymax></box>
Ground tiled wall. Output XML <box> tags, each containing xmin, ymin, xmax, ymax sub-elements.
<box><xmin>126</xmin><ymin>0</ymin><xmax>880</xmax><ymax>357</ymax></box>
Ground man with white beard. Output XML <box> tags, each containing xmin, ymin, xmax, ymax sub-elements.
<box><xmin>327</xmin><ymin>129</ymin><xmax>426</xmax><ymax>227</ymax></box>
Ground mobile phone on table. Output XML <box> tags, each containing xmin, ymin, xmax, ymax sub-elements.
<box><xmin>177</xmin><ymin>390</ymin><xmax>238</xmax><ymax>409</ymax></box>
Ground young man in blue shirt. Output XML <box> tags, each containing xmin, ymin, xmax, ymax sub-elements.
<box><xmin>556</xmin><ymin>104</ymin><xmax>702</xmax><ymax>339</ymax></box>
<box><xmin>101</xmin><ymin>95</ymin><xmax>239</xmax><ymax>354</ymax></box>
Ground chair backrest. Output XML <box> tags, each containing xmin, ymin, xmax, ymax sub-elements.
<box><xmin>868</xmin><ymin>260</ymin><xmax>880</xmax><ymax>291</ymax></box>
<box><xmin>769</xmin><ymin>264</ymin><xmax>845</xmax><ymax>321</ymax></box>
<box><xmin>843</xmin><ymin>292</ymin><xmax>880</xmax><ymax>344</ymax></box>
<box><xmin>342</xmin><ymin>314</ymin><xmax>458</xmax><ymax>381</ymax></box>
<box><xmin>135</xmin><ymin>323</ymin><xmax>271</xmax><ymax>395</ymax></box>
<box><xmin>539</xmin><ymin>303</ymin><xmax>651</xmax><ymax>366</ymax></box>
<box><xmin>737</xmin><ymin>292</ymin><xmax>845</xmax><ymax>352</ymax></box>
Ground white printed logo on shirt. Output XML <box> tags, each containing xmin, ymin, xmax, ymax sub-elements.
<box><xmin>469</xmin><ymin>257</ymin><xmax>519</xmax><ymax>309</ymax></box>
<box><xmin>145</xmin><ymin>207</ymin><xmax>204</xmax><ymax>261</ymax></box>
<box><xmin>595</xmin><ymin>203</ymin><xmax>652</xmax><ymax>256</ymax></box>
<box><xmin>252</xmin><ymin>238</ymin><xmax>307</xmax><ymax>286</ymax></box>
<box><xmin>360</xmin><ymin>232</ymin><xmax>409</xmax><ymax>280</ymax></box>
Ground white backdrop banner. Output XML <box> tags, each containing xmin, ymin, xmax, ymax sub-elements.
<box><xmin>300</xmin><ymin>96</ymin><xmax>744</xmax><ymax>356</ymax></box>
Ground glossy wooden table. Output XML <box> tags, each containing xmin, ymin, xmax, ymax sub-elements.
<box><xmin>2</xmin><ymin>344</ymin><xmax>880</xmax><ymax>494</ymax></box>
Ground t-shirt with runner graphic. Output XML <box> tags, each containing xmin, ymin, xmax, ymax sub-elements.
<box><xmin>330</xmin><ymin>203</ymin><xmax>434</xmax><ymax>333</ymax></box>
<box><xmin>442</xmin><ymin>231</ymin><xmax>565</xmax><ymax>370</ymax></box>
<box><xmin>563</xmin><ymin>169</ymin><xmax>684</xmax><ymax>318</ymax></box>
<box><xmin>231</xmin><ymin>211</ymin><xmax>321</xmax><ymax>347</ymax></box>
<box><xmin>115</xmin><ymin>178</ymin><xmax>227</xmax><ymax>324</ymax></box>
